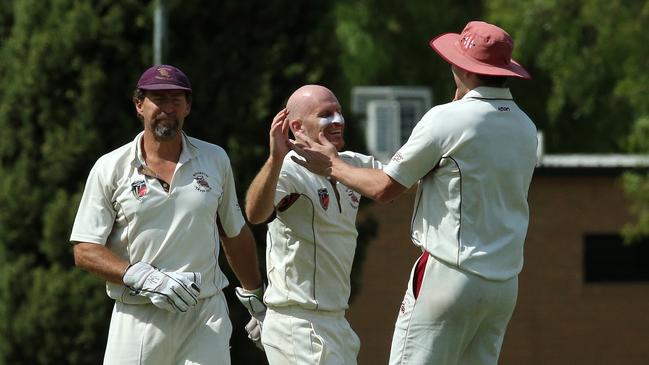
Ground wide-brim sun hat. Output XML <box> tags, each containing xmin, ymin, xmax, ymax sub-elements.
<box><xmin>136</xmin><ymin>64</ymin><xmax>192</xmax><ymax>91</ymax></box>
<box><xmin>430</xmin><ymin>21</ymin><xmax>531</xmax><ymax>80</ymax></box>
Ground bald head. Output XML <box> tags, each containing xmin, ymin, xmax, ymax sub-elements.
<box><xmin>285</xmin><ymin>84</ymin><xmax>346</xmax><ymax>151</ymax></box>
<box><xmin>286</xmin><ymin>85</ymin><xmax>339</xmax><ymax>121</ymax></box>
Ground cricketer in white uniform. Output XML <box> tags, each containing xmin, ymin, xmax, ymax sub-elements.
<box><xmin>290</xmin><ymin>21</ymin><xmax>537</xmax><ymax>365</ymax></box>
<box><xmin>70</xmin><ymin>64</ymin><xmax>263</xmax><ymax>365</ymax></box>
<box><xmin>245</xmin><ymin>85</ymin><xmax>382</xmax><ymax>364</ymax></box>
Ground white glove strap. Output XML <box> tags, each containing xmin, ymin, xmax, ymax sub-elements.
<box><xmin>235</xmin><ymin>286</ymin><xmax>267</xmax><ymax>322</ymax></box>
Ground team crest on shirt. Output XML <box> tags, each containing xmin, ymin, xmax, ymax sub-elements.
<box><xmin>317</xmin><ymin>188</ymin><xmax>329</xmax><ymax>210</ymax></box>
<box><xmin>131</xmin><ymin>180</ymin><xmax>148</xmax><ymax>200</ymax></box>
<box><xmin>346</xmin><ymin>188</ymin><xmax>360</xmax><ymax>209</ymax></box>
<box><xmin>193</xmin><ymin>172</ymin><xmax>212</xmax><ymax>192</ymax></box>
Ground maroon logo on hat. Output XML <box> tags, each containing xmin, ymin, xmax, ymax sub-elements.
<box><xmin>193</xmin><ymin>172</ymin><xmax>212</xmax><ymax>192</ymax></box>
<box><xmin>131</xmin><ymin>180</ymin><xmax>148</xmax><ymax>200</ymax></box>
<box><xmin>460</xmin><ymin>36</ymin><xmax>476</xmax><ymax>49</ymax></box>
<box><xmin>318</xmin><ymin>188</ymin><xmax>329</xmax><ymax>210</ymax></box>
<box><xmin>155</xmin><ymin>67</ymin><xmax>173</xmax><ymax>81</ymax></box>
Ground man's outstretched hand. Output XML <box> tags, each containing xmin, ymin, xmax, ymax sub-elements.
<box><xmin>290</xmin><ymin>131</ymin><xmax>337</xmax><ymax>177</ymax></box>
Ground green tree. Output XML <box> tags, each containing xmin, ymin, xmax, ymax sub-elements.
<box><xmin>335</xmin><ymin>0</ymin><xmax>484</xmax><ymax>106</ymax></box>
<box><xmin>0</xmin><ymin>0</ymin><xmax>348</xmax><ymax>363</ymax></box>
<box><xmin>0</xmin><ymin>1</ymin><xmax>154</xmax><ymax>363</ymax></box>
<box><xmin>484</xmin><ymin>0</ymin><xmax>649</xmax><ymax>240</ymax></box>
<box><xmin>485</xmin><ymin>0</ymin><xmax>647</xmax><ymax>153</ymax></box>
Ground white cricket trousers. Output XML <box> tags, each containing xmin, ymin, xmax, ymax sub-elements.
<box><xmin>389</xmin><ymin>253</ymin><xmax>518</xmax><ymax>365</ymax></box>
<box><xmin>103</xmin><ymin>292</ymin><xmax>232</xmax><ymax>365</ymax></box>
<box><xmin>262</xmin><ymin>306</ymin><xmax>361</xmax><ymax>365</ymax></box>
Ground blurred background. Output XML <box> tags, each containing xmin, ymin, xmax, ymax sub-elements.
<box><xmin>0</xmin><ymin>0</ymin><xmax>648</xmax><ymax>364</ymax></box>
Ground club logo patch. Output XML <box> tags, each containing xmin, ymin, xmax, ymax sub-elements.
<box><xmin>193</xmin><ymin>172</ymin><xmax>212</xmax><ymax>192</ymax></box>
<box><xmin>131</xmin><ymin>180</ymin><xmax>148</xmax><ymax>200</ymax></box>
<box><xmin>318</xmin><ymin>188</ymin><xmax>329</xmax><ymax>210</ymax></box>
<box><xmin>346</xmin><ymin>188</ymin><xmax>360</xmax><ymax>209</ymax></box>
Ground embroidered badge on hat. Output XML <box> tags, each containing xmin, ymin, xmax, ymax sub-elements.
<box><xmin>318</xmin><ymin>188</ymin><xmax>329</xmax><ymax>210</ymax></box>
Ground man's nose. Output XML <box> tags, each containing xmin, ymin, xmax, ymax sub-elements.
<box><xmin>158</xmin><ymin>99</ymin><xmax>176</xmax><ymax>113</ymax></box>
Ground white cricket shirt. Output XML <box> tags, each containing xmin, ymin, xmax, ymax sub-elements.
<box><xmin>264</xmin><ymin>151</ymin><xmax>382</xmax><ymax>312</ymax></box>
<box><xmin>70</xmin><ymin>131</ymin><xmax>245</xmax><ymax>302</ymax></box>
<box><xmin>384</xmin><ymin>87</ymin><xmax>537</xmax><ymax>281</ymax></box>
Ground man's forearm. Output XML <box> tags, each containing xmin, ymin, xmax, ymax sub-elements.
<box><xmin>221</xmin><ymin>225</ymin><xmax>263</xmax><ymax>290</ymax></box>
<box><xmin>245</xmin><ymin>157</ymin><xmax>282</xmax><ymax>224</ymax></box>
<box><xmin>331</xmin><ymin>157</ymin><xmax>406</xmax><ymax>203</ymax></box>
<box><xmin>73</xmin><ymin>242</ymin><xmax>130</xmax><ymax>284</ymax></box>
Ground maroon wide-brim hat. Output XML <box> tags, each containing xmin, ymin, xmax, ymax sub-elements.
<box><xmin>430</xmin><ymin>21</ymin><xmax>531</xmax><ymax>80</ymax></box>
<box><xmin>137</xmin><ymin>64</ymin><xmax>192</xmax><ymax>91</ymax></box>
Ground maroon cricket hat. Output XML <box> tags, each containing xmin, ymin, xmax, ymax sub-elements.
<box><xmin>429</xmin><ymin>21</ymin><xmax>531</xmax><ymax>80</ymax></box>
<box><xmin>136</xmin><ymin>64</ymin><xmax>192</xmax><ymax>91</ymax></box>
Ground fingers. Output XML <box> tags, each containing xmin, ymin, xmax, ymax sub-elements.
<box><xmin>318</xmin><ymin>132</ymin><xmax>333</xmax><ymax>146</ymax></box>
<box><xmin>272</xmin><ymin>108</ymin><xmax>288</xmax><ymax>124</ymax></box>
<box><xmin>293</xmin><ymin>130</ymin><xmax>314</xmax><ymax>147</ymax></box>
<box><xmin>290</xmin><ymin>155</ymin><xmax>309</xmax><ymax>168</ymax></box>
<box><xmin>281</xmin><ymin>115</ymin><xmax>290</xmax><ymax>136</ymax></box>
<box><xmin>270</xmin><ymin>108</ymin><xmax>288</xmax><ymax>133</ymax></box>
<box><xmin>289</xmin><ymin>140</ymin><xmax>309</xmax><ymax>159</ymax></box>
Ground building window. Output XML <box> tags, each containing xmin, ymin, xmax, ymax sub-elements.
<box><xmin>583</xmin><ymin>234</ymin><xmax>649</xmax><ymax>283</ymax></box>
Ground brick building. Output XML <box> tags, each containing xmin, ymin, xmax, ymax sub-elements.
<box><xmin>347</xmin><ymin>155</ymin><xmax>649</xmax><ymax>365</ymax></box>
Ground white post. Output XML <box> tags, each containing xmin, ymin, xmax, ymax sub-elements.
<box><xmin>153</xmin><ymin>0</ymin><xmax>168</xmax><ymax>65</ymax></box>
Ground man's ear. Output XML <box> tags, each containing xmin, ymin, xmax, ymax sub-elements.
<box><xmin>289</xmin><ymin>119</ymin><xmax>302</xmax><ymax>133</ymax></box>
<box><xmin>134</xmin><ymin>99</ymin><xmax>144</xmax><ymax>117</ymax></box>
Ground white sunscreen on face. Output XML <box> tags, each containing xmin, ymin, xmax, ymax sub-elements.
<box><xmin>319</xmin><ymin>112</ymin><xmax>345</xmax><ymax>127</ymax></box>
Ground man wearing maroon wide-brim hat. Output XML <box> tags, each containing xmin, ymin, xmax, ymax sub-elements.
<box><xmin>70</xmin><ymin>64</ymin><xmax>264</xmax><ymax>364</ymax></box>
<box><xmin>288</xmin><ymin>21</ymin><xmax>538</xmax><ymax>365</ymax></box>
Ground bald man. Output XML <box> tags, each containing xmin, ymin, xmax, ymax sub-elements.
<box><xmin>245</xmin><ymin>85</ymin><xmax>382</xmax><ymax>364</ymax></box>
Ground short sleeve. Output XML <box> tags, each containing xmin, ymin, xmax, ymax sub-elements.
<box><xmin>383</xmin><ymin>111</ymin><xmax>446</xmax><ymax>188</ymax></box>
<box><xmin>70</xmin><ymin>160</ymin><xmax>117</xmax><ymax>244</ymax></box>
<box><xmin>340</xmin><ymin>151</ymin><xmax>384</xmax><ymax>170</ymax></box>
<box><xmin>273</xmin><ymin>155</ymin><xmax>300</xmax><ymax>206</ymax></box>
<box><xmin>217</xmin><ymin>156</ymin><xmax>246</xmax><ymax>238</ymax></box>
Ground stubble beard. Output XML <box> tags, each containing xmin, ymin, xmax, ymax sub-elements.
<box><xmin>152</xmin><ymin>117</ymin><xmax>181</xmax><ymax>141</ymax></box>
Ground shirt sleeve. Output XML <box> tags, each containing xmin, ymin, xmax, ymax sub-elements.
<box><xmin>217</xmin><ymin>154</ymin><xmax>246</xmax><ymax>238</ymax></box>
<box><xmin>383</xmin><ymin>110</ymin><xmax>446</xmax><ymax>188</ymax></box>
<box><xmin>273</xmin><ymin>155</ymin><xmax>299</xmax><ymax>206</ymax></box>
<box><xmin>69</xmin><ymin>159</ymin><xmax>117</xmax><ymax>245</ymax></box>
<box><xmin>340</xmin><ymin>151</ymin><xmax>384</xmax><ymax>170</ymax></box>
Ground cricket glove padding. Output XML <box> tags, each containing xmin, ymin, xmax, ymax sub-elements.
<box><xmin>235</xmin><ymin>285</ymin><xmax>266</xmax><ymax>323</ymax></box>
<box><xmin>123</xmin><ymin>261</ymin><xmax>201</xmax><ymax>313</ymax></box>
<box><xmin>236</xmin><ymin>285</ymin><xmax>267</xmax><ymax>350</ymax></box>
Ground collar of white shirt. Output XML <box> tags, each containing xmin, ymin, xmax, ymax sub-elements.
<box><xmin>463</xmin><ymin>86</ymin><xmax>513</xmax><ymax>100</ymax></box>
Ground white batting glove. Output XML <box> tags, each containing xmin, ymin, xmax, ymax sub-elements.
<box><xmin>236</xmin><ymin>286</ymin><xmax>267</xmax><ymax>350</ymax></box>
<box><xmin>245</xmin><ymin>317</ymin><xmax>264</xmax><ymax>351</ymax></box>
<box><xmin>123</xmin><ymin>262</ymin><xmax>201</xmax><ymax>313</ymax></box>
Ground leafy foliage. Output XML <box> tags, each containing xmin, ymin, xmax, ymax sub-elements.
<box><xmin>3</xmin><ymin>0</ymin><xmax>649</xmax><ymax>363</ymax></box>
<box><xmin>0</xmin><ymin>1</ymin><xmax>157</xmax><ymax>363</ymax></box>
<box><xmin>485</xmin><ymin>0</ymin><xmax>647</xmax><ymax>152</ymax></box>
